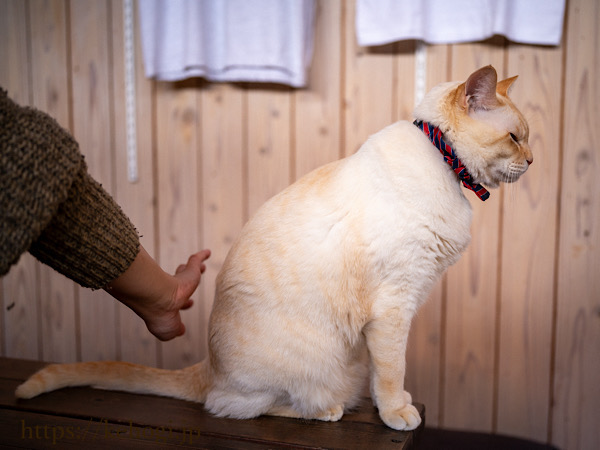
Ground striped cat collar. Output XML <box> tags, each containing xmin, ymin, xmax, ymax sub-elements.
<box><xmin>413</xmin><ymin>120</ymin><xmax>490</xmax><ymax>201</ymax></box>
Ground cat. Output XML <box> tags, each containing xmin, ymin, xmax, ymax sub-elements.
<box><xmin>16</xmin><ymin>65</ymin><xmax>532</xmax><ymax>431</ymax></box>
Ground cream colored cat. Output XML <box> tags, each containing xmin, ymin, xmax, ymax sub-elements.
<box><xmin>16</xmin><ymin>66</ymin><xmax>532</xmax><ymax>431</ymax></box>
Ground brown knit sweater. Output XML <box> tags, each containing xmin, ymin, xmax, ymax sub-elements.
<box><xmin>0</xmin><ymin>88</ymin><xmax>139</xmax><ymax>289</ymax></box>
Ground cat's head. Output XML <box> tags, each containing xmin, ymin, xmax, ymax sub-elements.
<box><xmin>414</xmin><ymin>65</ymin><xmax>532</xmax><ymax>188</ymax></box>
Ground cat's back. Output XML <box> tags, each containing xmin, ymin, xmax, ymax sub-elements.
<box><xmin>244</xmin><ymin>119</ymin><xmax>454</xmax><ymax>224</ymax></box>
<box><xmin>218</xmin><ymin>119</ymin><xmax>471</xmax><ymax>287</ymax></box>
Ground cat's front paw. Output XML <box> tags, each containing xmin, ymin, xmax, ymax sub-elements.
<box><xmin>379</xmin><ymin>403</ymin><xmax>421</xmax><ymax>430</ymax></box>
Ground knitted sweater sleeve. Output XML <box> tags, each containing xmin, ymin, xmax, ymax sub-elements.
<box><xmin>0</xmin><ymin>88</ymin><xmax>139</xmax><ymax>289</ymax></box>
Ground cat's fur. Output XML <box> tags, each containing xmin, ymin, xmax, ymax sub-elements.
<box><xmin>16</xmin><ymin>66</ymin><xmax>532</xmax><ymax>431</ymax></box>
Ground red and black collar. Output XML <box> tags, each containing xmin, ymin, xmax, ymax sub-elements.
<box><xmin>413</xmin><ymin>120</ymin><xmax>490</xmax><ymax>201</ymax></box>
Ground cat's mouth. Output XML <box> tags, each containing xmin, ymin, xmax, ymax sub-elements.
<box><xmin>504</xmin><ymin>161</ymin><xmax>530</xmax><ymax>183</ymax></box>
<box><xmin>486</xmin><ymin>161</ymin><xmax>529</xmax><ymax>187</ymax></box>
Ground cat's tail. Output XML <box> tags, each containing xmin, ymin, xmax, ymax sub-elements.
<box><xmin>15</xmin><ymin>359</ymin><xmax>212</xmax><ymax>403</ymax></box>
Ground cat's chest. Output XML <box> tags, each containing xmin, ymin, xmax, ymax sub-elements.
<box><xmin>364</xmin><ymin>190</ymin><xmax>472</xmax><ymax>270</ymax></box>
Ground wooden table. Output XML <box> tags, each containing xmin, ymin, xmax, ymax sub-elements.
<box><xmin>0</xmin><ymin>358</ymin><xmax>424</xmax><ymax>449</ymax></box>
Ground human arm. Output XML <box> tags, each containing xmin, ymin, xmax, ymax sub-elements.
<box><xmin>1</xmin><ymin>87</ymin><xmax>210</xmax><ymax>341</ymax></box>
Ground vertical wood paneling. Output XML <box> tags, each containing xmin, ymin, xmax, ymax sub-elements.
<box><xmin>198</xmin><ymin>84</ymin><xmax>245</xmax><ymax>362</ymax></box>
<box><xmin>393</xmin><ymin>40</ymin><xmax>417</xmax><ymax>122</ymax></box>
<box><xmin>294</xmin><ymin>0</ymin><xmax>342</xmax><ymax>179</ymax></box>
<box><xmin>29</xmin><ymin>0</ymin><xmax>69</xmax><ymax>122</ymax></box>
<box><xmin>154</xmin><ymin>81</ymin><xmax>201</xmax><ymax>369</ymax></box>
<box><xmin>69</xmin><ymin>0</ymin><xmax>118</xmax><ymax>361</ymax></box>
<box><xmin>405</xmin><ymin>44</ymin><xmax>449</xmax><ymax>428</ymax></box>
<box><xmin>0</xmin><ymin>0</ymin><xmax>30</xmax><ymax>104</ymax></box>
<box><xmin>553</xmin><ymin>0</ymin><xmax>600</xmax><ymax>448</ymax></box>
<box><xmin>342</xmin><ymin>0</ymin><xmax>395</xmax><ymax>157</ymax></box>
<box><xmin>2</xmin><ymin>2</ymin><xmax>600</xmax><ymax>447</ymax></box>
<box><xmin>2</xmin><ymin>256</ymin><xmax>40</xmax><ymax>360</ymax></box>
<box><xmin>496</xmin><ymin>45</ymin><xmax>563</xmax><ymax>441</ymax></box>
<box><xmin>110</xmin><ymin>0</ymin><xmax>158</xmax><ymax>365</ymax></box>
<box><xmin>443</xmin><ymin>41</ymin><xmax>506</xmax><ymax>432</ymax></box>
<box><xmin>29</xmin><ymin>0</ymin><xmax>78</xmax><ymax>363</ymax></box>
<box><xmin>0</xmin><ymin>0</ymin><xmax>41</xmax><ymax>361</ymax></box>
<box><xmin>247</xmin><ymin>87</ymin><xmax>292</xmax><ymax>218</ymax></box>
<box><xmin>407</xmin><ymin>281</ymin><xmax>444</xmax><ymax>427</ymax></box>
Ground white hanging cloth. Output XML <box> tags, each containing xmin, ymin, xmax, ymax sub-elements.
<box><xmin>138</xmin><ymin>0</ymin><xmax>316</xmax><ymax>87</ymax></box>
<box><xmin>356</xmin><ymin>0</ymin><xmax>566</xmax><ymax>47</ymax></box>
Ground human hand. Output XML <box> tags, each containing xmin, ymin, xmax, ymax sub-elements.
<box><xmin>105</xmin><ymin>247</ymin><xmax>211</xmax><ymax>341</ymax></box>
<box><xmin>145</xmin><ymin>249</ymin><xmax>212</xmax><ymax>341</ymax></box>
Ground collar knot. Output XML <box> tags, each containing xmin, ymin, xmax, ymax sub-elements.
<box><xmin>413</xmin><ymin>120</ymin><xmax>490</xmax><ymax>201</ymax></box>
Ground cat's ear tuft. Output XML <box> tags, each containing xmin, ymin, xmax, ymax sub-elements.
<box><xmin>464</xmin><ymin>65</ymin><xmax>499</xmax><ymax>111</ymax></box>
<box><xmin>497</xmin><ymin>75</ymin><xmax>518</xmax><ymax>97</ymax></box>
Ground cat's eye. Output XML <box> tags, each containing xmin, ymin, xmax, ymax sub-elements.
<box><xmin>509</xmin><ymin>133</ymin><xmax>519</xmax><ymax>143</ymax></box>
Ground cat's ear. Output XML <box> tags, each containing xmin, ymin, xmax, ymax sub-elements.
<box><xmin>497</xmin><ymin>75</ymin><xmax>518</xmax><ymax>97</ymax></box>
<box><xmin>464</xmin><ymin>65</ymin><xmax>499</xmax><ymax>111</ymax></box>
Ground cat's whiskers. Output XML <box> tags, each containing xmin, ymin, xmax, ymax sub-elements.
<box><xmin>503</xmin><ymin>165</ymin><xmax>518</xmax><ymax>205</ymax></box>
<box><xmin>508</xmin><ymin>171</ymin><xmax>517</xmax><ymax>204</ymax></box>
<box><xmin>503</xmin><ymin>172</ymin><xmax>511</xmax><ymax>206</ymax></box>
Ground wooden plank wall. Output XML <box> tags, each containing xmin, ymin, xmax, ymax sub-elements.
<box><xmin>0</xmin><ymin>1</ymin><xmax>597</xmax><ymax>448</ymax></box>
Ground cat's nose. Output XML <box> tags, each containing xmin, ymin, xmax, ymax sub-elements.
<box><xmin>522</xmin><ymin>143</ymin><xmax>533</xmax><ymax>166</ymax></box>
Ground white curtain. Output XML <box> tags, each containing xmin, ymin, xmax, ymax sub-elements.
<box><xmin>138</xmin><ymin>0</ymin><xmax>316</xmax><ymax>87</ymax></box>
<box><xmin>356</xmin><ymin>0</ymin><xmax>566</xmax><ymax>47</ymax></box>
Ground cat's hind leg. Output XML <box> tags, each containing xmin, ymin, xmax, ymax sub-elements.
<box><xmin>267</xmin><ymin>343</ymin><xmax>367</xmax><ymax>422</ymax></box>
<box><xmin>205</xmin><ymin>387</ymin><xmax>345</xmax><ymax>422</ymax></box>
<box><xmin>204</xmin><ymin>387</ymin><xmax>281</xmax><ymax>420</ymax></box>
<box><xmin>267</xmin><ymin>404</ymin><xmax>344</xmax><ymax>422</ymax></box>
<box><xmin>315</xmin><ymin>404</ymin><xmax>344</xmax><ymax>421</ymax></box>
